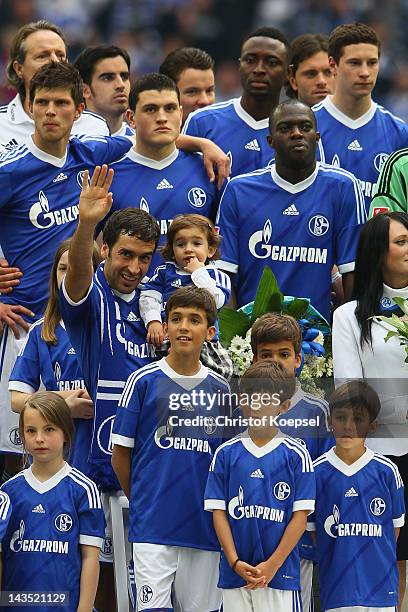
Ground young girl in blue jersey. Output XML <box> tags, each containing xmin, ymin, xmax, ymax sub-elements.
<box><xmin>140</xmin><ymin>213</ymin><xmax>231</xmax><ymax>346</ymax></box>
<box><xmin>308</xmin><ymin>381</ymin><xmax>404</xmax><ymax>612</ymax></box>
<box><xmin>1</xmin><ymin>391</ymin><xmax>105</xmax><ymax>612</ymax></box>
<box><xmin>8</xmin><ymin>239</ymin><xmax>101</xmax><ymax>473</ymax></box>
<box><xmin>205</xmin><ymin>360</ymin><xmax>315</xmax><ymax>612</ymax></box>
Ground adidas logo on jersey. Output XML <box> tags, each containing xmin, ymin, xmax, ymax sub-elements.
<box><xmin>32</xmin><ymin>504</ymin><xmax>45</xmax><ymax>514</ymax></box>
<box><xmin>67</xmin><ymin>347</ymin><xmax>76</xmax><ymax>355</ymax></box>
<box><xmin>156</xmin><ymin>179</ymin><xmax>173</xmax><ymax>190</ymax></box>
<box><xmin>347</xmin><ymin>140</ymin><xmax>363</xmax><ymax>151</ymax></box>
<box><xmin>282</xmin><ymin>204</ymin><xmax>299</xmax><ymax>216</ymax></box>
<box><xmin>4</xmin><ymin>138</ymin><xmax>18</xmax><ymax>150</ymax></box>
<box><xmin>127</xmin><ymin>312</ymin><xmax>140</xmax><ymax>322</ymax></box>
<box><xmin>53</xmin><ymin>172</ymin><xmax>68</xmax><ymax>183</ymax></box>
<box><xmin>250</xmin><ymin>469</ymin><xmax>264</xmax><ymax>478</ymax></box>
<box><xmin>171</xmin><ymin>279</ymin><xmax>182</xmax><ymax>288</ymax></box>
<box><xmin>345</xmin><ymin>487</ymin><xmax>358</xmax><ymax>497</ymax></box>
<box><xmin>245</xmin><ymin>139</ymin><xmax>260</xmax><ymax>152</ymax></box>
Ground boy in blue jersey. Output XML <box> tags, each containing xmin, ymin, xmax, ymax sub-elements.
<box><xmin>60</xmin><ymin>165</ymin><xmax>160</xmax><ymax>609</ymax></box>
<box><xmin>102</xmin><ymin>72</ymin><xmax>222</xmax><ymax>274</ymax></box>
<box><xmin>313</xmin><ymin>22</ymin><xmax>408</xmax><ymax>214</ymax></box>
<box><xmin>216</xmin><ymin>99</ymin><xmax>365</xmax><ymax>320</ymax></box>
<box><xmin>0</xmin><ymin>61</ymin><xmax>132</xmax><ymax>479</ymax></box>
<box><xmin>183</xmin><ymin>27</ymin><xmax>290</xmax><ymax>177</ymax></box>
<box><xmin>251</xmin><ymin>313</ymin><xmax>333</xmax><ymax>612</ymax></box>
<box><xmin>112</xmin><ymin>286</ymin><xmax>231</xmax><ymax>612</ymax></box>
<box><xmin>308</xmin><ymin>381</ymin><xmax>404</xmax><ymax>611</ymax></box>
<box><xmin>205</xmin><ymin>360</ymin><xmax>315</xmax><ymax>611</ymax></box>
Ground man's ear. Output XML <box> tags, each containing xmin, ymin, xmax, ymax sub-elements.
<box><xmin>75</xmin><ymin>102</ymin><xmax>85</xmax><ymax>120</ymax></box>
<box><xmin>163</xmin><ymin>321</ymin><xmax>168</xmax><ymax>337</ymax></box>
<box><xmin>12</xmin><ymin>59</ymin><xmax>23</xmax><ymax>80</ymax></box>
<box><xmin>100</xmin><ymin>243</ymin><xmax>109</xmax><ymax>260</ymax></box>
<box><xmin>369</xmin><ymin>419</ymin><xmax>377</xmax><ymax>434</ymax></box>
<box><xmin>126</xmin><ymin>109</ymin><xmax>136</xmax><ymax>130</ymax></box>
<box><xmin>329</xmin><ymin>56</ymin><xmax>337</xmax><ymax>76</ymax></box>
<box><xmin>82</xmin><ymin>83</ymin><xmax>92</xmax><ymax>103</ymax></box>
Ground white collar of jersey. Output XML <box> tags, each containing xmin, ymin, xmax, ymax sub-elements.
<box><xmin>382</xmin><ymin>282</ymin><xmax>408</xmax><ymax>300</ymax></box>
<box><xmin>160</xmin><ymin>356</ymin><xmax>208</xmax><ymax>390</ymax></box>
<box><xmin>271</xmin><ymin>162</ymin><xmax>319</xmax><ymax>194</ymax></box>
<box><xmin>241</xmin><ymin>430</ymin><xmax>287</xmax><ymax>458</ymax></box>
<box><xmin>111</xmin><ymin>122</ymin><xmax>135</xmax><ymax>137</ymax></box>
<box><xmin>321</xmin><ymin>95</ymin><xmax>377</xmax><ymax>129</ymax></box>
<box><xmin>7</xmin><ymin>94</ymin><xmax>33</xmax><ymax>125</ymax></box>
<box><xmin>25</xmin><ymin>135</ymin><xmax>67</xmax><ymax>167</ymax></box>
<box><xmin>326</xmin><ymin>446</ymin><xmax>374</xmax><ymax>476</ymax></box>
<box><xmin>126</xmin><ymin>147</ymin><xmax>179</xmax><ymax>169</ymax></box>
<box><xmin>112</xmin><ymin>288</ymin><xmax>136</xmax><ymax>302</ymax></box>
<box><xmin>234</xmin><ymin>98</ymin><xmax>269</xmax><ymax>130</ymax></box>
<box><xmin>24</xmin><ymin>462</ymin><xmax>71</xmax><ymax>494</ymax></box>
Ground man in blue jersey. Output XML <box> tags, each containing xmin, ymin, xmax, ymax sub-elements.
<box><xmin>105</xmin><ymin>72</ymin><xmax>221</xmax><ymax>273</ymax></box>
<box><xmin>313</xmin><ymin>22</ymin><xmax>408</xmax><ymax>213</ymax></box>
<box><xmin>160</xmin><ymin>46</ymin><xmax>215</xmax><ymax>125</ymax></box>
<box><xmin>183</xmin><ymin>27</ymin><xmax>290</xmax><ymax>176</ymax></box>
<box><xmin>112</xmin><ymin>286</ymin><xmax>230</xmax><ymax>612</ymax></box>
<box><xmin>0</xmin><ymin>62</ymin><xmax>132</xmax><ymax>476</ymax></box>
<box><xmin>216</xmin><ymin>99</ymin><xmax>365</xmax><ymax>320</ymax></box>
<box><xmin>60</xmin><ymin>165</ymin><xmax>160</xmax><ymax>610</ymax></box>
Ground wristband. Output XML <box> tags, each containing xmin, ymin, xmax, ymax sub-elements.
<box><xmin>232</xmin><ymin>558</ymin><xmax>240</xmax><ymax>570</ymax></box>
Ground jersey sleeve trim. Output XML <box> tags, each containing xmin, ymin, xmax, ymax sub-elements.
<box><xmin>79</xmin><ymin>534</ymin><xmax>104</xmax><ymax>547</ymax></box>
<box><xmin>215</xmin><ymin>260</ymin><xmax>238</xmax><ymax>273</ymax></box>
<box><xmin>111</xmin><ymin>433</ymin><xmax>135</xmax><ymax>448</ymax></box>
<box><xmin>61</xmin><ymin>278</ymin><xmax>93</xmax><ymax>306</ymax></box>
<box><xmin>293</xmin><ymin>500</ymin><xmax>315</xmax><ymax>513</ymax></box>
<box><xmin>204</xmin><ymin>499</ymin><xmax>226</xmax><ymax>512</ymax></box>
<box><xmin>337</xmin><ymin>261</ymin><xmax>355</xmax><ymax>274</ymax></box>
<box><xmin>393</xmin><ymin>514</ymin><xmax>405</xmax><ymax>528</ymax></box>
<box><xmin>8</xmin><ymin>381</ymin><xmax>36</xmax><ymax>394</ymax></box>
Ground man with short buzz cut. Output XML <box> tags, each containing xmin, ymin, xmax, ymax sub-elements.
<box><xmin>287</xmin><ymin>34</ymin><xmax>334</xmax><ymax>107</ymax></box>
<box><xmin>313</xmin><ymin>22</ymin><xmax>408</xmax><ymax>214</ymax></box>
<box><xmin>183</xmin><ymin>27</ymin><xmax>290</xmax><ymax>176</ymax></box>
<box><xmin>0</xmin><ymin>61</ymin><xmax>132</xmax><ymax>480</ymax></box>
<box><xmin>104</xmin><ymin>72</ymin><xmax>220</xmax><ymax>273</ymax></box>
<box><xmin>160</xmin><ymin>46</ymin><xmax>215</xmax><ymax>125</ymax></box>
<box><xmin>0</xmin><ymin>19</ymin><xmax>109</xmax><ymax>150</ymax></box>
<box><xmin>216</xmin><ymin>99</ymin><xmax>365</xmax><ymax>321</ymax></box>
<box><xmin>74</xmin><ymin>45</ymin><xmax>133</xmax><ymax>137</ymax></box>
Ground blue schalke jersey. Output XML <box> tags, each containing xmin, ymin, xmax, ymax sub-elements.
<box><xmin>204</xmin><ymin>433</ymin><xmax>315</xmax><ymax>590</ymax></box>
<box><xmin>112</xmin><ymin>357</ymin><xmax>230</xmax><ymax>550</ymax></box>
<box><xmin>183</xmin><ymin>98</ymin><xmax>274</xmax><ymax>177</ymax></box>
<box><xmin>1</xmin><ymin>464</ymin><xmax>105</xmax><ymax>612</ymax></box>
<box><xmin>0</xmin><ymin>135</ymin><xmax>132</xmax><ymax>320</ymax></box>
<box><xmin>278</xmin><ymin>385</ymin><xmax>334</xmax><ymax>562</ymax></box>
<box><xmin>0</xmin><ymin>491</ymin><xmax>11</xmax><ymax>542</ymax></box>
<box><xmin>314</xmin><ymin>97</ymin><xmax>408</xmax><ymax>213</ymax></box>
<box><xmin>106</xmin><ymin>148</ymin><xmax>219</xmax><ymax>272</ymax></box>
<box><xmin>308</xmin><ymin>448</ymin><xmax>404</xmax><ymax>610</ymax></box>
<box><xmin>9</xmin><ymin>320</ymin><xmax>92</xmax><ymax>474</ymax></box>
<box><xmin>216</xmin><ymin>162</ymin><xmax>365</xmax><ymax>321</ymax></box>
<box><xmin>60</xmin><ymin>277</ymin><xmax>155</xmax><ymax>412</ymax></box>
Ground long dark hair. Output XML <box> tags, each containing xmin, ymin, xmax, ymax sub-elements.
<box><xmin>354</xmin><ymin>211</ymin><xmax>408</xmax><ymax>346</ymax></box>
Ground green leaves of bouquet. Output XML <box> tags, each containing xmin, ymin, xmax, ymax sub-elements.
<box><xmin>219</xmin><ymin>267</ymin><xmax>313</xmax><ymax>348</ymax></box>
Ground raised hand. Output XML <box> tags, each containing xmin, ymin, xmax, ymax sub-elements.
<box><xmin>78</xmin><ymin>165</ymin><xmax>114</xmax><ymax>226</ymax></box>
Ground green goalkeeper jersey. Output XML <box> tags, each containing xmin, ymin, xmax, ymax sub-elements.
<box><xmin>369</xmin><ymin>148</ymin><xmax>408</xmax><ymax>217</ymax></box>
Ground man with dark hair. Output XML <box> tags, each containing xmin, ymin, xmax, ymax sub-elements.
<box><xmin>313</xmin><ymin>22</ymin><xmax>408</xmax><ymax>214</ymax></box>
<box><xmin>287</xmin><ymin>34</ymin><xmax>334</xmax><ymax>106</ymax></box>
<box><xmin>183</xmin><ymin>27</ymin><xmax>290</xmax><ymax>176</ymax></box>
<box><xmin>74</xmin><ymin>45</ymin><xmax>132</xmax><ymax>137</ymax></box>
<box><xmin>0</xmin><ymin>20</ymin><xmax>109</xmax><ymax>150</ymax></box>
<box><xmin>216</xmin><ymin>99</ymin><xmax>365</xmax><ymax>320</ymax></box>
<box><xmin>0</xmin><ymin>61</ymin><xmax>132</xmax><ymax>484</ymax></box>
<box><xmin>103</xmin><ymin>72</ymin><xmax>221</xmax><ymax>273</ymax></box>
<box><xmin>61</xmin><ymin>165</ymin><xmax>160</xmax><ymax>612</ymax></box>
<box><xmin>160</xmin><ymin>47</ymin><xmax>215</xmax><ymax>125</ymax></box>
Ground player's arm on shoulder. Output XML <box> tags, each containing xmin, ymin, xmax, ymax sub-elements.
<box><xmin>65</xmin><ymin>165</ymin><xmax>114</xmax><ymax>302</ymax></box>
<box><xmin>78</xmin><ymin>544</ymin><xmax>100</xmax><ymax>612</ymax></box>
<box><xmin>175</xmin><ymin>134</ymin><xmax>230</xmax><ymax>190</ymax></box>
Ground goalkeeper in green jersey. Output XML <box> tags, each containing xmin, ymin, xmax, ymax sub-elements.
<box><xmin>369</xmin><ymin>148</ymin><xmax>408</xmax><ymax>217</ymax></box>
